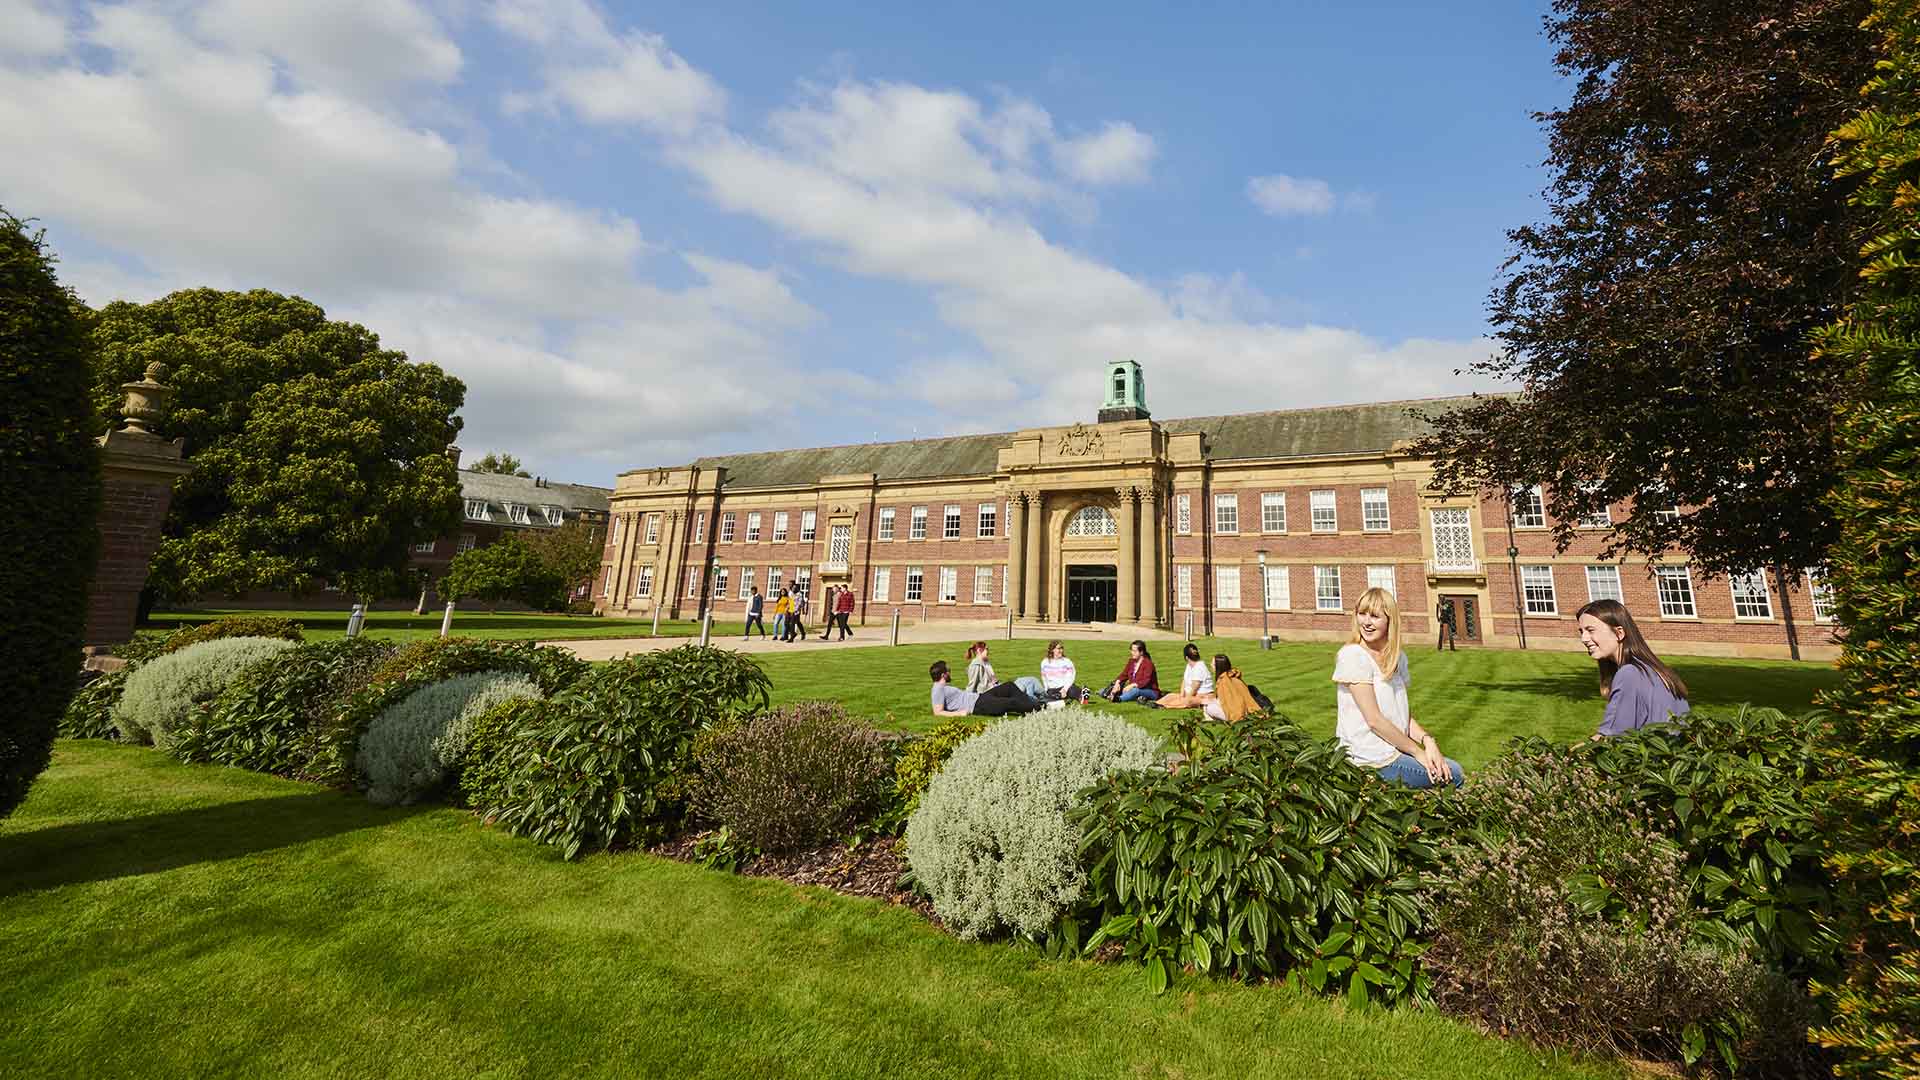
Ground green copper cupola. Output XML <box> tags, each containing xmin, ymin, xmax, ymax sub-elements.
<box><xmin>1098</xmin><ymin>358</ymin><xmax>1149</xmax><ymax>423</ymax></box>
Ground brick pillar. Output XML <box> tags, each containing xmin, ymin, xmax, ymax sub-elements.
<box><xmin>84</xmin><ymin>364</ymin><xmax>193</xmax><ymax>650</ymax></box>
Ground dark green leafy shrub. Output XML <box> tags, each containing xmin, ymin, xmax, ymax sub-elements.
<box><xmin>356</xmin><ymin>672</ymin><xmax>541</xmax><ymax>806</ymax></box>
<box><xmin>156</xmin><ymin>615</ymin><xmax>304</xmax><ymax>654</ymax></box>
<box><xmin>690</xmin><ymin>701</ymin><xmax>892</xmax><ymax>853</ymax></box>
<box><xmin>173</xmin><ymin>637</ymin><xmax>397</xmax><ymax>784</ymax></box>
<box><xmin>337</xmin><ymin>637</ymin><xmax>587</xmax><ymax>772</ymax></box>
<box><xmin>483</xmin><ymin>646</ymin><xmax>771</xmax><ymax>859</ymax></box>
<box><xmin>1072</xmin><ymin>712</ymin><xmax>1447</xmax><ymax>1005</ymax></box>
<box><xmin>0</xmin><ymin>208</ymin><xmax>101</xmax><ymax>818</ymax></box>
<box><xmin>1427</xmin><ymin>744</ymin><xmax>1808</xmax><ymax>1074</ymax></box>
<box><xmin>114</xmin><ymin>637</ymin><xmax>298</xmax><ymax>750</ymax></box>
<box><xmin>457</xmin><ymin>696</ymin><xmax>544</xmax><ymax>815</ymax></box>
<box><xmin>891</xmin><ymin>715</ymin><xmax>985</xmax><ymax>825</ymax></box>
<box><xmin>690</xmin><ymin>826</ymin><xmax>759</xmax><ymax>872</ymax></box>
<box><xmin>60</xmin><ymin>669</ymin><xmax>129</xmax><ymax>740</ymax></box>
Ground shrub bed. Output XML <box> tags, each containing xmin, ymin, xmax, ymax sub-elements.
<box><xmin>357</xmin><ymin>672</ymin><xmax>542</xmax><ymax>806</ymax></box>
<box><xmin>1070</xmin><ymin>711</ymin><xmax>1447</xmax><ymax>1004</ymax></box>
<box><xmin>112</xmin><ymin>637</ymin><xmax>298</xmax><ymax>750</ymax></box>
<box><xmin>906</xmin><ymin>707</ymin><xmax>1160</xmax><ymax>941</ymax></box>
<box><xmin>173</xmin><ymin>637</ymin><xmax>398</xmax><ymax>784</ymax></box>
<box><xmin>690</xmin><ymin>701</ymin><xmax>892</xmax><ymax>853</ymax></box>
<box><xmin>890</xmin><ymin>715</ymin><xmax>985</xmax><ymax>828</ymax></box>
<box><xmin>155</xmin><ymin>615</ymin><xmax>305</xmax><ymax>655</ymax></box>
<box><xmin>60</xmin><ymin>669</ymin><xmax>128</xmax><ymax>740</ymax></box>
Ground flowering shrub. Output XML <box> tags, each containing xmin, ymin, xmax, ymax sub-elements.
<box><xmin>1427</xmin><ymin>745</ymin><xmax>1802</xmax><ymax>1072</ymax></box>
<box><xmin>1072</xmin><ymin>711</ymin><xmax>1447</xmax><ymax>1004</ymax></box>
<box><xmin>891</xmin><ymin>715</ymin><xmax>986</xmax><ymax>826</ymax></box>
<box><xmin>356</xmin><ymin>672</ymin><xmax>541</xmax><ymax>806</ymax></box>
<box><xmin>690</xmin><ymin>701</ymin><xmax>892</xmax><ymax>853</ymax></box>
<box><xmin>113</xmin><ymin>637</ymin><xmax>298</xmax><ymax>750</ymax></box>
<box><xmin>906</xmin><ymin>708</ymin><xmax>1160</xmax><ymax>941</ymax></box>
<box><xmin>173</xmin><ymin>637</ymin><xmax>398</xmax><ymax>784</ymax></box>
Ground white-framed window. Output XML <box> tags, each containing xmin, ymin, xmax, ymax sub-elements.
<box><xmin>507</xmin><ymin>502</ymin><xmax>531</xmax><ymax>525</ymax></box>
<box><xmin>1645</xmin><ymin>486</ymin><xmax>1682</xmax><ymax>521</ymax></box>
<box><xmin>609</xmin><ymin>516</ymin><xmax>623</xmax><ymax>545</ymax></box>
<box><xmin>633</xmin><ymin>566</ymin><xmax>653</xmax><ymax>599</ymax></box>
<box><xmin>719</xmin><ymin>512</ymin><xmax>734</xmax><ymax>542</ymax></box>
<box><xmin>1521</xmin><ymin>564</ymin><xmax>1558</xmax><ymax>614</ymax></box>
<box><xmin>1430</xmin><ymin>508</ymin><xmax>1475</xmax><ymax>570</ymax></box>
<box><xmin>872</xmin><ymin>567</ymin><xmax>891</xmax><ymax>603</ymax></box>
<box><xmin>800</xmin><ymin>510</ymin><xmax>817</xmax><ymax>542</ymax></box>
<box><xmin>746</xmin><ymin>512</ymin><xmax>762</xmax><ymax>542</ymax></box>
<box><xmin>692</xmin><ymin>512</ymin><xmax>706</xmax><ymax>543</ymax></box>
<box><xmin>413</xmin><ymin>539</ymin><xmax>436</xmax><ymax>554</ymax></box>
<box><xmin>1729</xmin><ymin>571</ymin><xmax>1773</xmax><ymax>619</ymax></box>
<box><xmin>600</xmin><ymin>569</ymin><xmax>610</xmax><ymax>598</ymax></box>
<box><xmin>1310</xmin><ymin>490</ymin><xmax>1337</xmax><ymax>533</ymax></box>
<box><xmin>1367</xmin><ymin>564</ymin><xmax>1397</xmax><ymax>597</ymax></box>
<box><xmin>910</xmin><ymin>506</ymin><xmax>927</xmax><ymax>540</ymax></box>
<box><xmin>1264</xmin><ymin>564</ymin><xmax>1290</xmax><ymax>610</ymax></box>
<box><xmin>1066</xmin><ymin>506</ymin><xmax>1117</xmax><ymax>536</ymax></box>
<box><xmin>943</xmin><ymin>505</ymin><xmax>961</xmax><ymax>540</ymax></box>
<box><xmin>878</xmin><ymin>508</ymin><xmax>896</xmax><ymax>540</ymax></box>
<box><xmin>713</xmin><ymin>567</ymin><xmax>729</xmax><ymax>598</ymax></box>
<box><xmin>458</xmin><ymin>533</ymin><xmax>476</xmax><ymax>553</ymax></box>
<box><xmin>974</xmin><ymin>567</ymin><xmax>993</xmax><ymax>604</ymax></box>
<box><xmin>767</xmin><ymin>568</ymin><xmax>783</xmax><ymax>594</ymax></box>
<box><xmin>1808</xmin><ymin>567</ymin><xmax>1836</xmax><ymax>623</ymax></box>
<box><xmin>1176</xmin><ymin>493</ymin><xmax>1192</xmax><ymax>534</ymax></box>
<box><xmin>1511</xmin><ymin>485</ymin><xmax>1547</xmax><ymax>529</ymax></box>
<box><xmin>905</xmin><ymin>565</ymin><xmax>924</xmax><ymax>601</ymax></box>
<box><xmin>1655</xmin><ymin>565</ymin><xmax>1697</xmax><ymax>617</ymax></box>
<box><xmin>544</xmin><ymin>505</ymin><xmax>565</xmax><ymax>526</ymax></box>
<box><xmin>465</xmin><ymin>498</ymin><xmax>490</xmax><ymax>521</ymax></box>
<box><xmin>795</xmin><ymin>568</ymin><xmax>812</xmax><ymax>596</ymax></box>
<box><xmin>1578</xmin><ymin>503</ymin><xmax>1612</xmax><ymax>529</ymax></box>
<box><xmin>739</xmin><ymin>567</ymin><xmax>755</xmax><ymax>600</ymax></box>
<box><xmin>1214</xmin><ymin>493</ymin><xmax>1239</xmax><ymax>534</ymax></box>
<box><xmin>645</xmin><ymin>514</ymin><xmax>660</xmax><ymax>545</ymax></box>
<box><xmin>686</xmin><ymin>566</ymin><xmax>702</xmax><ymax>598</ymax></box>
<box><xmin>1585</xmin><ymin>564</ymin><xmax>1624</xmax><ymax>603</ymax></box>
<box><xmin>1216</xmin><ymin>566</ymin><xmax>1241</xmax><ymax>610</ymax></box>
<box><xmin>828</xmin><ymin>524</ymin><xmax>852</xmax><ymax>567</ymax></box>
<box><xmin>939</xmin><ymin>566</ymin><xmax>958</xmax><ymax>603</ymax></box>
<box><xmin>1176</xmin><ymin>564</ymin><xmax>1192</xmax><ymax>609</ymax></box>
<box><xmin>1261</xmin><ymin>492</ymin><xmax>1287</xmax><ymax>533</ymax></box>
<box><xmin>772</xmin><ymin>512</ymin><xmax>789</xmax><ymax>542</ymax></box>
<box><xmin>1315</xmin><ymin>565</ymin><xmax>1343</xmax><ymax>611</ymax></box>
<box><xmin>977</xmin><ymin>502</ymin><xmax>997</xmax><ymax>538</ymax></box>
<box><xmin>1361</xmin><ymin>488</ymin><xmax>1390</xmax><ymax>532</ymax></box>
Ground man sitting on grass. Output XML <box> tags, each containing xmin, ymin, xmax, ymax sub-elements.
<box><xmin>930</xmin><ymin>659</ymin><xmax>1040</xmax><ymax>717</ymax></box>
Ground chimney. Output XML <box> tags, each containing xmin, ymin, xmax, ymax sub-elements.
<box><xmin>446</xmin><ymin>445</ymin><xmax>462</xmax><ymax>467</ymax></box>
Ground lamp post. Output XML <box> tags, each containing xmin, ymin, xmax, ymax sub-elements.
<box><xmin>1256</xmin><ymin>549</ymin><xmax>1271</xmax><ymax>649</ymax></box>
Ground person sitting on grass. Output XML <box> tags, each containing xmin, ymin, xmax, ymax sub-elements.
<box><xmin>1038</xmin><ymin>640</ymin><xmax>1091</xmax><ymax>704</ymax></box>
<box><xmin>930</xmin><ymin>659</ymin><xmax>1039</xmax><ymax>717</ymax></box>
<box><xmin>1203</xmin><ymin>654</ymin><xmax>1261</xmax><ymax>723</ymax></box>
<box><xmin>1098</xmin><ymin>640</ymin><xmax>1161</xmax><ymax>703</ymax></box>
<box><xmin>1575</xmin><ymin>598</ymin><xmax>1690</xmax><ymax>738</ymax></box>
<box><xmin>1153</xmin><ymin>643</ymin><xmax>1216</xmax><ymax>709</ymax></box>
<box><xmin>1333</xmin><ymin>586</ymin><xmax>1463</xmax><ymax>789</ymax></box>
<box><xmin>965</xmin><ymin>641</ymin><xmax>999</xmax><ymax>693</ymax></box>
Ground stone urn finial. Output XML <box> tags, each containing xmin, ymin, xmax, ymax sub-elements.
<box><xmin>119</xmin><ymin>362</ymin><xmax>173</xmax><ymax>437</ymax></box>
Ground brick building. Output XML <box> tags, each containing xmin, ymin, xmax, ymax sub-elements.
<box><xmin>596</xmin><ymin>361</ymin><xmax>1836</xmax><ymax>659</ymax></box>
<box><xmin>409</xmin><ymin>469</ymin><xmax>611</xmax><ymax>603</ymax></box>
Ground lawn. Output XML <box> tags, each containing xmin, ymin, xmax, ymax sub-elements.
<box><xmin>753</xmin><ymin>638</ymin><xmax>1840</xmax><ymax>768</ymax></box>
<box><xmin>0</xmin><ymin>743</ymin><xmax>1633</xmax><ymax>1080</ymax></box>
<box><xmin>146</xmin><ymin>607</ymin><xmax>744</xmax><ymax>643</ymax></box>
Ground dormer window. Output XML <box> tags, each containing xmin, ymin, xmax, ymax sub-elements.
<box><xmin>543</xmin><ymin>505</ymin><xmax>565</xmax><ymax>526</ymax></box>
<box><xmin>506</xmin><ymin>502</ymin><xmax>530</xmax><ymax>525</ymax></box>
<box><xmin>465</xmin><ymin>498</ymin><xmax>490</xmax><ymax>521</ymax></box>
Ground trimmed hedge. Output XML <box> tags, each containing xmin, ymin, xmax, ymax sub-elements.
<box><xmin>156</xmin><ymin>615</ymin><xmax>305</xmax><ymax>654</ymax></box>
<box><xmin>114</xmin><ymin>637</ymin><xmax>298</xmax><ymax>750</ymax></box>
<box><xmin>357</xmin><ymin>671</ymin><xmax>541</xmax><ymax>806</ymax></box>
<box><xmin>173</xmin><ymin>637</ymin><xmax>397</xmax><ymax>783</ymax></box>
<box><xmin>335</xmin><ymin>637</ymin><xmax>586</xmax><ymax>772</ymax></box>
<box><xmin>0</xmin><ymin>208</ymin><xmax>101</xmax><ymax>818</ymax></box>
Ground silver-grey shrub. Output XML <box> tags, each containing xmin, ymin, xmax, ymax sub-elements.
<box><xmin>906</xmin><ymin>707</ymin><xmax>1161</xmax><ymax>940</ymax></box>
<box><xmin>113</xmin><ymin>637</ymin><xmax>297</xmax><ymax>751</ymax></box>
<box><xmin>356</xmin><ymin>671</ymin><xmax>542</xmax><ymax>806</ymax></box>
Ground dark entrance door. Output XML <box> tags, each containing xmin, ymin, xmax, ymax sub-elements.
<box><xmin>1066</xmin><ymin>565</ymin><xmax>1118</xmax><ymax>623</ymax></box>
<box><xmin>1440</xmin><ymin>594</ymin><xmax>1482</xmax><ymax>644</ymax></box>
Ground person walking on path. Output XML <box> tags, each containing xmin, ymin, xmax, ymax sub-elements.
<box><xmin>772</xmin><ymin>588</ymin><xmax>791</xmax><ymax>641</ymax></box>
<box><xmin>1435</xmin><ymin>597</ymin><xmax>1458</xmax><ymax>651</ymax></box>
<box><xmin>834</xmin><ymin>584</ymin><xmax>855</xmax><ymax>640</ymax></box>
<box><xmin>743</xmin><ymin>587</ymin><xmax>767</xmax><ymax>639</ymax></box>
<box><xmin>786</xmin><ymin>587</ymin><xmax>810</xmax><ymax>641</ymax></box>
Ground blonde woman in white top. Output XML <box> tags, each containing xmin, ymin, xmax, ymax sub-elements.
<box><xmin>1332</xmin><ymin>587</ymin><xmax>1462</xmax><ymax>789</ymax></box>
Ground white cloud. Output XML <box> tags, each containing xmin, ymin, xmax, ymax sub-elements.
<box><xmin>492</xmin><ymin>0</ymin><xmax>723</xmax><ymax>135</ymax></box>
<box><xmin>0</xmin><ymin>0</ymin><xmax>67</xmax><ymax>57</ymax></box>
<box><xmin>1053</xmin><ymin>121</ymin><xmax>1156</xmax><ymax>185</ymax></box>
<box><xmin>192</xmin><ymin>0</ymin><xmax>462</xmax><ymax>92</ymax></box>
<box><xmin>1247</xmin><ymin>173</ymin><xmax>1336</xmax><ymax>217</ymax></box>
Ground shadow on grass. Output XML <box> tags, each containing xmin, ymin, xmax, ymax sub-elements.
<box><xmin>0</xmin><ymin>793</ymin><xmax>426</xmax><ymax>899</ymax></box>
<box><xmin>1459</xmin><ymin>670</ymin><xmax>1601</xmax><ymax>705</ymax></box>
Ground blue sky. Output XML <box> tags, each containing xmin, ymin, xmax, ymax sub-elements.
<box><xmin>0</xmin><ymin>0</ymin><xmax>1567</xmax><ymax>483</ymax></box>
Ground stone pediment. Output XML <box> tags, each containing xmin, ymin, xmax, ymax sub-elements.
<box><xmin>997</xmin><ymin>418</ymin><xmax>1161</xmax><ymax>472</ymax></box>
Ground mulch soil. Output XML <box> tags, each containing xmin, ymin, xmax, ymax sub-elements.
<box><xmin>651</xmin><ymin>831</ymin><xmax>936</xmax><ymax>921</ymax></box>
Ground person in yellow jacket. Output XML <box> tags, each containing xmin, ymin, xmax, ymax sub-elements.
<box><xmin>772</xmin><ymin>588</ymin><xmax>792</xmax><ymax>641</ymax></box>
<box><xmin>1204</xmin><ymin>654</ymin><xmax>1262</xmax><ymax>724</ymax></box>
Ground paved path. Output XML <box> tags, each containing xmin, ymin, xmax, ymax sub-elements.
<box><xmin>547</xmin><ymin>617</ymin><xmax>1186</xmax><ymax>662</ymax></box>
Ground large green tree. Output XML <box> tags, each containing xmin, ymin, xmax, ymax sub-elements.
<box><xmin>523</xmin><ymin>521</ymin><xmax>604</xmax><ymax>597</ymax></box>
<box><xmin>0</xmin><ymin>209</ymin><xmax>101</xmax><ymax>817</ymax></box>
<box><xmin>1415</xmin><ymin>0</ymin><xmax>1875</xmax><ymax>582</ymax></box>
<box><xmin>1811</xmin><ymin>1</ymin><xmax>1920</xmax><ymax>1070</ymax></box>
<box><xmin>470</xmin><ymin>451</ymin><xmax>530</xmax><ymax>477</ymax></box>
<box><xmin>88</xmin><ymin>289</ymin><xmax>465</xmax><ymax>601</ymax></box>
<box><xmin>442</xmin><ymin>535</ymin><xmax>564</xmax><ymax>612</ymax></box>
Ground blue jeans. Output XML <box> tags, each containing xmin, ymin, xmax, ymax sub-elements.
<box><xmin>1377</xmin><ymin>753</ymin><xmax>1465</xmax><ymax>789</ymax></box>
<box><xmin>1116</xmin><ymin>687</ymin><xmax>1161</xmax><ymax>703</ymax></box>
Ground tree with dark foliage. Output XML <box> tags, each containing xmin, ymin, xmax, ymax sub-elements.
<box><xmin>1415</xmin><ymin>1</ymin><xmax>1875</xmax><ymax>592</ymax></box>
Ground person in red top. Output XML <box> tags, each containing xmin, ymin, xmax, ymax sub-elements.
<box><xmin>832</xmin><ymin>584</ymin><xmax>856</xmax><ymax>640</ymax></box>
<box><xmin>1098</xmin><ymin>640</ymin><xmax>1161</xmax><ymax>703</ymax></box>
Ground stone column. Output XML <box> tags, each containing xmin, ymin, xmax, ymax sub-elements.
<box><xmin>1006</xmin><ymin>492</ymin><xmax>1027</xmax><ymax>619</ymax></box>
<box><xmin>1115</xmin><ymin>486</ymin><xmax>1139</xmax><ymax>624</ymax></box>
<box><xmin>659</xmin><ymin>509</ymin><xmax>684</xmax><ymax>619</ymax></box>
<box><xmin>1138</xmin><ymin>486</ymin><xmax>1161</xmax><ymax>628</ymax></box>
<box><xmin>1024</xmin><ymin>490</ymin><xmax>1045</xmax><ymax>620</ymax></box>
<box><xmin>86</xmin><ymin>363</ymin><xmax>193</xmax><ymax>650</ymax></box>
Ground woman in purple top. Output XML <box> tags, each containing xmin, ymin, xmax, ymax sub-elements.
<box><xmin>1575</xmin><ymin>598</ymin><xmax>1690</xmax><ymax>737</ymax></box>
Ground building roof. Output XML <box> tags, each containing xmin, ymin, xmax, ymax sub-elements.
<box><xmin>684</xmin><ymin>395</ymin><xmax>1488</xmax><ymax>490</ymax></box>
<box><xmin>459</xmin><ymin>470</ymin><xmax>610</xmax><ymax>527</ymax></box>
